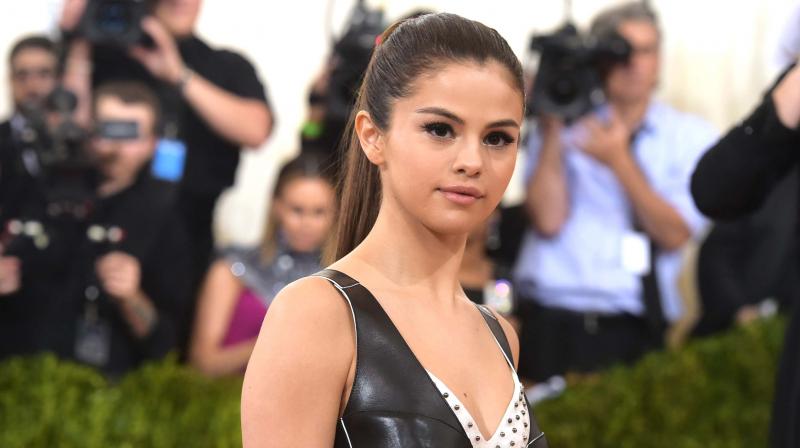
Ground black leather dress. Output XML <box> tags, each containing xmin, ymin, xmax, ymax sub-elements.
<box><xmin>314</xmin><ymin>269</ymin><xmax>548</xmax><ymax>448</ymax></box>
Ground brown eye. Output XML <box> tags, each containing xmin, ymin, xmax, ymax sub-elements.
<box><xmin>423</xmin><ymin>122</ymin><xmax>454</xmax><ymax>139</ymax></box>
<box><xmin>484</xmin><ymin>131</ymin><xmax>514</xmax><ymax>148</ymax></box>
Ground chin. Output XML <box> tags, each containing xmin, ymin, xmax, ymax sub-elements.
<box><xmin>422</xmin><ymin>213</ymin><xmax>482</xmax><ymax>238</ymax></box>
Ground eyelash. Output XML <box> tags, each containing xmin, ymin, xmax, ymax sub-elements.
<box><xmin>421</xmin><ymin>122</ymin><xmax>516</xmax><ymax>148</ymax></box>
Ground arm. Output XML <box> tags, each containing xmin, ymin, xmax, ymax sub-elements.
<box><xmin>610</xmin><ymin>154</ymin><xmax>691</xmax><ymax>250</ymax></box>
<box><xmin>61</xmin><ymin>39</ymin><xmax>93</xmax><ymax>129</ymax></box>
<box><xmin>525</xmin><ymin>118</ymin><xmax>570</xmax><ymax>237</ymax></box>
<box><xmin>692</xmin><ymin>66</ymin><xmax>800</xmax><ymax>219</ymax></box>
<box><xmin>181</xmin><ymin>72</ymin><xmax>272</xmax><ymax>148</ymax></box>
<box><xmin>130</xmin><ymin>18</ymin><xmax>272</xmax><ymax>148</ymax></box>
<box><xmin>96</xmin><ymin>252</ymin><xmax>158</xmax><ymax>338</ymax></box>
<box><xmin>189</xmin><ymin>260</ymin><xmax>255</xmax><ymax>377</ymax></box>
<box><xmin>59</xmin><ymin>0</ymin><xmax>92</xmax><ymax>129</ymax></box>
<box><xmin>241</xmin><ymin>277</ymin><xmax>354</xmax><ymax>447</ymax></box>
<box><xmin>580</xmin><ymin>112</ymin><xmax>691</xmax><ymax>251</ymax></box>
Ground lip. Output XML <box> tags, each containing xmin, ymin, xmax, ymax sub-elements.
<box><xmin>437</xmin><ymin>185</ymin><xmax>484</xmax><ymax>206</ymax></box>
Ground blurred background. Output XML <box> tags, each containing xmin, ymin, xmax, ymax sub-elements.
<box><xmin>1</xmin><ymin>0</ymin><xmax>800</xmax><ymax>446</ymax></box>
<box><xmin>0</xmin><ymin>0</ymin><xmax>794</xmax><ymax>245</ymax></box>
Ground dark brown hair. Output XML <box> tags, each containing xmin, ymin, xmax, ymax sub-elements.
<box><xmin>93</xmin><ymin>81</ymin><xmax>162</xmax><ymax>135</ymax></box>
<box><xmin>261</xmin><ymin>153</ymin><xmax>336</xmax><ymax>263</ymax></box>
<box><xmin>327</xmin><ymin>12</ymin><xmax>524</xmax><ymax>262</ymax></box>
<box><xmin>8</xmin><ymin>35</ymin><xmax>55</xmax><ymax>66</ymax></box>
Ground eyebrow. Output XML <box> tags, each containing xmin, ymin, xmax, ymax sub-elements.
<box><xmin>415</xmin><ymin>107</ymin><xmax>519</xmax><ymax>129</ymax></box>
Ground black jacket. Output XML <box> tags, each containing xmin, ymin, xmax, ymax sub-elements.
<box><xmin>691</xmin><ymin>71</ymin><xmax>800</xmax><ymax>448</ymax></box>
<box><xmin>1</xmin><ymin>170</ymin><xmax>193</xmax><ymax>377</ymax></box>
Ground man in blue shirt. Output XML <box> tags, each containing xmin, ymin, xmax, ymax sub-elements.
<box><xmin>514</xmin><ymin>2</ymin><xmax>718</xmax><ymax>383</ymax></box>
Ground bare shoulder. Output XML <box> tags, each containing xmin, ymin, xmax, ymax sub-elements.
<box><xmin>268</xmin><ymin>274</ymin><xmax>352</xmax><ymax>323</ymax></box>
<box><xmin>241</xmin><ymin>275</ymin><xmax>354</xmax><ymax>445</ymax></box>
<box><xmin>248</xmin><ymin>274</ymin><xmax>355</xmax><ymax>369</ymax></box>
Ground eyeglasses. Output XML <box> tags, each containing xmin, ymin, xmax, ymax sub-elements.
<box><xmin>12</xmin><ymin>67</ymin><xmax>55</xmax><ymax>82</ymax></box>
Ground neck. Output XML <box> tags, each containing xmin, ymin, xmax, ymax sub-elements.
<box><xmin>346</xmin><ymin>198</ymin><xmax>467</xmax><ymax>307</ymax></box>
<box><xmin>610</xmin><ymin>96</ymin><xmax>651</xmax><ymax>131</ymax></box>
<box><xmin>461</xmin><ymin>237</ymin><xmax>487</xmax><ymax>270</ymax></box>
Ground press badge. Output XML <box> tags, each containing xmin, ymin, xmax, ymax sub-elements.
<box><xmin>75</xmin><ymin>288</ymin><xmax>111</xmax><ymax>367</ymax></box>
<box><xmin>75</xmin><ymin>315</ymin><xmax>111</xmax><ymax>367</ymax></box>
<box><xmin>620</xmin><ymin>231</ymin><xmax>651</xmax><ymax>275</ymax></box>
<box><xmin>151</xmin><ymin>138</ymin><xmax>187</xmax><ymax>182</ymax></box>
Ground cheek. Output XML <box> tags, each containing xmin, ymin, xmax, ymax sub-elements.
<box><xmin>485</xmin><ymin>151</ymin><xmax>518</xmax><ymax>200</ymax></box>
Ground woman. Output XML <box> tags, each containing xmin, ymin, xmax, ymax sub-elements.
<box><xmin>242</xmin><ymin>13</ymin><xmax>548</xmax><ymax>447</ymax></box>
<box><xmin>190</xmin><ymin>155</ymin><xmax>335</xmax><ymax>377</ymax></box>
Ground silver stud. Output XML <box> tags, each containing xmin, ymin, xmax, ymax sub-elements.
<box><xmin>443</xmin><ymin>392</ymin><xmax>449</xmax><ymax>398</ymax></box>
<box><xmin>510</xmin><ymin>442</ymin><xmax>515</xmax><ymax>446</ymax></box>
<box><xmin>454</xmin><ymin>404</ymin><xmax>460</xmax><ymax>411</ymax></box>
<box><xmin>514</xmin><ymin>402</ymin><xmax>519</xmax><ymax>407</ymax></box>
<box><xmin>524</xmin><ymin>422</ymin><xmax>528</xmax><ymax>428</ymax></box>
<box><xmin>507</xmin><ymin>418</ymin><xmax>512</xmax><ymax>424</ymax></box>
<box><xmin>516</xmin><ymin>415</ymin><xmax>520</xmax><ymax>420</ymax></box>
<box><xmin>475</xmin><ymin>436</ymin><xmax>481</xmax><ymax>441</ymax></box>
<box><xmin>513</xmin><ymin>428</ymin><xmax>518</xmax><ymax>433</ymax></box>
<box><xmin>500</xmin><ymin>432</ymin><xmax>505</xmax><ymax>437</ymax></box>
<box><xmin>467</xmin><ymin>422</ymin><xmax>473</xmax><ymax>428</ymax></box>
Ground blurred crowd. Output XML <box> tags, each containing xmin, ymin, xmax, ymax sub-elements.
<box><xmin>0</xmin><ymin>0</ymin><xmax>796</xmax><ymax>424</ymax></box>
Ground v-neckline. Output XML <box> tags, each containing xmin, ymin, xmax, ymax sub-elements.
<box><xmin>335</xmin><ymin>272</ymin><xmax>519</xmax><ymax>442</ymax></box>
<box><xmin>427</xmin><ymin>368</ymin><xmax>521</xmax><ymax>443</ymax></box>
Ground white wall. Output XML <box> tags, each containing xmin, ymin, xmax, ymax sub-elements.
<box><xmin>0</xmin><ymin>0</ymin><xmax>797</xmax><ymax>245</ymax></box>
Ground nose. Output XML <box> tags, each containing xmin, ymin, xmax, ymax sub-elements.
<box><xmin>452</xmin><ymin>137</ymin><xmax>483</xmax><ymax>177</ymax></box>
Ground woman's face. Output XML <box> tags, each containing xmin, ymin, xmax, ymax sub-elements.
<box><xmin>373</xmin><ymin>61</ymin><xmax>522</xmax><ymax>237</ymax></box>
<box><xmin>274</xmin><ymin>177</ymin><xmax>336</xmax><ymax>253</ymax></box>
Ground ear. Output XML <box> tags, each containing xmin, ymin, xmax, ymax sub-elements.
<box><xmin>354</xmin><ymin>110</ymin><xmax>385</xmax><ymax>166</ymax></box>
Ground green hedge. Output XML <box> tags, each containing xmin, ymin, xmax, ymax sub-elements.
<box><xmin>0</xmin><ymin>317</ymin><xmax>786</xmax><ymax>447</ymax></box>
<box><xmin>535</xmin><ymin>317</ymin><xmax>786</xmax><ymax>447</ymax></box>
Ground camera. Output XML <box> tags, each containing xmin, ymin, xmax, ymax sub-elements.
<box><xmin>1</xmin><ymin>86</ymin><xmax>96</xmax><ymax>265</ymax></box>
<box><xmin>326</xmin><ymin>0</ymin><xmax>385</xmax><ymax>128</ymax></box>
<box><xmin>79</xmin><ymin>0</ymin><xmax>153</xmax><ymax>48</ymax></box>
<box><xmin>527</xmin><ymin>23</ymin><xmax>631</xmax><ymax>123</ymax></box>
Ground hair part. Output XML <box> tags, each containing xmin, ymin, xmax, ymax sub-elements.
<box><xmin>326</xmin><ymin>12</ymin><xmax>524</xmax><ymax>263</ymax></box>
<box><xmin>93</xmin><ymin>81</ymin><xmax>163</xmax><ymax>135</ymax></box>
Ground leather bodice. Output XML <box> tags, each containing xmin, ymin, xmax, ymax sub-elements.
<box><xmin>314</xmin><ymin>269</ymin><xmax>548</xmax><ymax>448</ymax></box>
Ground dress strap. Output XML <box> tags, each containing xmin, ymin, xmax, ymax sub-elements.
<box><xmin>475</xmin><ymin>304</ymin><xmax>515</xmax><ymax>369</ymax></box>
<box><xmin>311</xmin><ymin>269</ymin><xmax>469</xmax><ymax>439</ymax></box>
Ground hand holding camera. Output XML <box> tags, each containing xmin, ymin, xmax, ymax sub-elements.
<box><xmin>0</xmin><ymin>252</ymin><xmax>21</xmax><ymax>296</ymax></box>
<box><xmin>575</xmin><ymin>107</ymin><xmax>632</xmax><ymax>168</ymax></box>
<box><xmin>129</xmin><ymin>17</ymin><xmax>186</xmax><ymax>86</ymax></box>
<box><xmin>95</xmin><ymin>251</ymin><xmax>142</xmax><ymax>303</ymax></box>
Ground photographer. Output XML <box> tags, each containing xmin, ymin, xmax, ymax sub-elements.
<box><xmin>0</xmin><ymin>35</ymin><xmax>58</xmax><ymax>227</ymax></box>
<box><xmin>691</xmin><ymin>62</ymin><xmax>800</xmax><ymax>448</ymax></box>
<box><xmin>1</xmin><ymin>80</ymin><xmax>192</xmax><ymax>376</ymax></box>
<box><xmin>513</xmin><ymin>2</ymin><xmax>718</xmax><ymax>384</ymax></box>
<box><xmin>0</xmin><ymin>36</ymin><xmax>58</xmax><ymax>357</ymax></box>
<box><xmin>59</xmin><ymin>0</ymin><xmax>274</xmax><ymax>315</ymax></box>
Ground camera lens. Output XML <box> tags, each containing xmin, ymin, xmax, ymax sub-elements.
<box><xmin>549</xmin><ymin>77</ymin><xmax>579</xmax><ymax>105</ymax></box>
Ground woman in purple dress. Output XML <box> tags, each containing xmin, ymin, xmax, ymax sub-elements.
<box><xmin>189</xmin><ymin>154</ymin><xmax>335</xmax><ymax>377</ymax></box>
